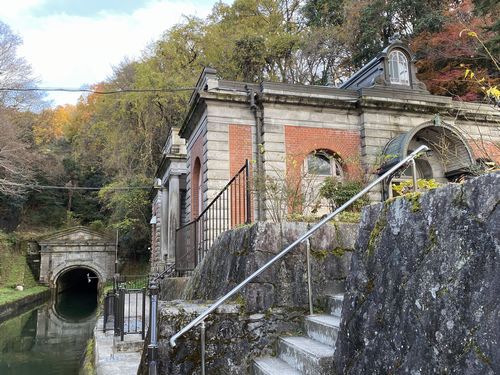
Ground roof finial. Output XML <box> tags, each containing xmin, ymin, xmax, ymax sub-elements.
<box><xmin>389</xmin><ymin>32</ymin><xmax>401</xmax><ymax>44</ymax></box>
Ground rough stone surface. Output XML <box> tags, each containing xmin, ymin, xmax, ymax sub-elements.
<box><xmin>182</xmin><ymin>221</ymin><xmax>357</xmax><ymax>312</ymax></box>
<box><xmin>159</xmin><ymin>277</ymin><xmax>190</xmax><ymax>301</ymax></box>
<box><xmin>334</xmin><ymin>172</ymin><xmax>500</xmax><ymax>374</ymax></box>
<box><xmin>140</xmin><ymin>300</ymin><xmax>304</xmax><ymax>375</ymax></box>
<box><xmin>140</xmin><ymin>221</ymin><xmax>357</xmax><ymax>374</ymax></box>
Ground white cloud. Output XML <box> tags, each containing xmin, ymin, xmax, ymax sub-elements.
<box><xmin>3</xmin><ymin>0</ymin><xmax>212</xmax><ymax>106</ymax></box>
<box><xmin>1</xmin><ymin>0</ymin><xmax>46</xmax><ymax>18</ymax></box>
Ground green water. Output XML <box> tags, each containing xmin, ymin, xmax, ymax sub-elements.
<box><xmin>0</xmin><ymin>291</ymin><xmax>97</xmax><ymax>375</ymax></box>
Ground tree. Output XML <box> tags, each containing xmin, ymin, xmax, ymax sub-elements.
<box><xmin>344</xmin><ymin>0</ymin><xmax>450</xmax><ymax>68</ymax></box>
<box><xmin>0</xmin><ymin>21</ymin><xmax>42</xmax><ymax>110</ymax></box>
<box><xmin>0</xmin><ymin>110</ymin><xmax>37</xmax><ymax>198</ymax></box>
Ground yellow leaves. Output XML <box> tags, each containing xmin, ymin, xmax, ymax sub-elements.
<box><xmin>464</xmin><ymin>69</ymin><xmax>474</xmax><ymax>79</ymax></box>
<box><xmin>459</xmin><ymin>28</ymin><xmax>478</xmax><ymax>39</ymax></box>
<box><xmin>486</xmin><ymin>86</ymin><xmax>500</xmax><ymax>100</ymax></box>
<box><xmin>33</xmin><ymin>105</ymin><xmax>78</xmax><ymax>145</ymax></box>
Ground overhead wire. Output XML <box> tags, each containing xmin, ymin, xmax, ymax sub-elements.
<box><xmin>0</xmin><ymin>180</ymin><xmax>152</xmax><ymax>191</ymax></box>
<box><xmin>0</xmin><ymin>87</ymin><xmax>196</xmax><ymax>94</ymax></box>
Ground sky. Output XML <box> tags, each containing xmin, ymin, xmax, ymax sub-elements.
<box><xmin>2</xmin><ymin>0</ymin><xmax>215</xmax><ymax>106</ymax></box>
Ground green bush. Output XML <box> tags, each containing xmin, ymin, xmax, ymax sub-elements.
<box><xmin>392</xmin><ymin>178</ymin><xmax>440</xmax><ymax>196</ymax></box>
<box><xmin>319</xmin><ymin>178</ymin><xmax>368</xmax><ymax>212</ymax></box>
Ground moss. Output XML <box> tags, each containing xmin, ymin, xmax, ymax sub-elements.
<box><xmin>405</xmin><ymin>192</ymin><xmax>422</xmax><ymax>212</ymax></box>
<box><xmin>436</xmin><ymin>286</ymin><xmax>449</xmax><ymax>298</ymax></box>
<box><xmin>424</xmin><ymin>226</ymin><xmax>437</xmax><ymax>255</ymax></box>
<box><xmin>336</xmin><ymin>211</ymin><xmax>362</xmax><ymax>223</ymax></box>
<box><xmin>365</xmin><ymin>279</ymin><xmax>375</xmax><ymax>294</ymax></box>
<box><xmin>311</xmin><ymin>247</ymin><xmax>350</xmax><ymax>260</ymax></box>
<box><xmin>311</xmin><ymin>249</ymin><xmax>329</xmax><ymax>260</ymax></box>
<box><xmin>233</xmin><ymin>294</ymin><xmax>247</xmax><ymax>313</ymax></box>
<box><xmin>79</xmin><ymin>337</ymin><xmax>96</xmax><ymax>375</ymax></box>
<box><xmin>463</xmin><ymin>339</ymin><xmax>492</xmax><ymax>366</ymax></box>
<box><xmin>332</xmin><ymin>247</ymin><xmax>348</xmax><ymax>257</ymax></box>
<box><xmin>367</xmin><ymin>213</ymin><xmax>387</xmax><ymax>258</ymax></box>
<box><xmin>473</xmin><ymin>342</ymin><xmax>492</xmax><ymax>366</ymax></box>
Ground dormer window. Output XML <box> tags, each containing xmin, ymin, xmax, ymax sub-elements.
<box><xmin>388</xmin><ymin>50</ymin><xmax>409</xmax><ymax>86</ymax></box>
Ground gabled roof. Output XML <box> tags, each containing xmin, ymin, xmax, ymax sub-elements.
<box><xmin>38</xmin><ymin>226</ymin><xmax>114</xmax><ymax>244</ymax></box>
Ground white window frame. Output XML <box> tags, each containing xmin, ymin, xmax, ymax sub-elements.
<box><xmin>388</xmin><ymin>50</ymin><xmax>410</xmax><ymax>86</ymax></box>
<box><xmin>305</xmin><ymin>150</ymin><xmax>344</xmax><ymax>178</ymax></box>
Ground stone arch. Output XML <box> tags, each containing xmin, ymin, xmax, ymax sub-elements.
<box><xmin>51</xmin><ymin>263</ymin><xmax>105</xmax><ymax>290</ymax></box>
<box><xmin>304</xmin><ymin>148</ymin><xmax>345</xmax><ymax>178</ymax></box>
<box><xmin>380</xmin><ymin>120</ymin><xmax>474</xmax><ymax>181</ymax></box>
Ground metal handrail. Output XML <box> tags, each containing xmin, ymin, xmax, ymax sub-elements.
<box><xmin>169</xmin><ymin>145</ymin><xmax>429</xmax><ymax>347</ymax></box>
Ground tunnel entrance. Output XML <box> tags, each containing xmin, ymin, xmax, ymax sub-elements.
<box><xmin>55</xmin><ymin>268</ymin><xmax>98</xmax><ymax>320</ymax></box>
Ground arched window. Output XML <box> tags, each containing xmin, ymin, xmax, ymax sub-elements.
<box><xmin>388</xmin><ymin>50</ymin><xmax>410</xmax><ymax>85</ymax></box>
<box><xmin>192</xmin><ymin>157</ymin><xmax>202</xmax><ymax>218</ymax></box>
<box><xmin>306</xmin><ymin>150</ymin><xmax>343</xmax><ymax>178</ymax></box>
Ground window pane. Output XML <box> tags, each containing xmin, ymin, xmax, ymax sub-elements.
<box><xmin>308</xmin><ymin>153</ymin><xmax>331</xmax><ymax>175</ymax></box>
<box><xmin>388</xmin><ymin>50</ymin><xmax>409</xmax><ymax>85</ymax></box>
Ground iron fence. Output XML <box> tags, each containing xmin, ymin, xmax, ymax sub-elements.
<box><xmin>114</xmin><ymin>287</ymin><xmax>147</xmax><ymax>341</ymax></box>
<box><xmin>175</xmin><ymin>160</ymin><xmax>251</xmax><ymax>272</ymax></box>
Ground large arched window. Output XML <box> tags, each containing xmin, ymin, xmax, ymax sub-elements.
<box><xmin>388</xmin><ymin>50</ymin><xmax>410</xmax><ymax>85</ymax></box>
<box><xmin>192</xmin><ymin>157</ymin><xmax>202</xmax><ymax>218</ymax></box>
<box><xmin>306</xmin><ymin>150</ymin><xmax>343</xmax><ymax>178</ymax></box>
<box><xmin>302</xmin><ymin>150</ymin><xmax>344</xmax><ymax>215</ymax></box>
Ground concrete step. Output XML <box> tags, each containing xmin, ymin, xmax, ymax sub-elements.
<box><xmin>253</xmin><ymin>357</ymin><xmax>303</xmax><ymax>375</ymax></box>
<box><xmin>278</xmin><ymin>336</ymin><xmax>335</xmax><ymax>375</ymax></box>
<box><xmin>305</xmin><ymin>314</ymin><xmax>340</xmax><ymax>347</ymax></box>
<box><xmin>326</xmin><ymin>293</ymin><xmax>344</xmax><ymax>317</ymax></box>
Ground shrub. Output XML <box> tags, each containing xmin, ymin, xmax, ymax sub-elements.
<box><xmin>319</xmin><ymin>178</ymin><xmax>368</xmax><ymax>212</ymax></box>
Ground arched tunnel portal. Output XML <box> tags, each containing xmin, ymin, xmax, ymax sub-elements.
<box><xmin>54</xmin><ymin>267</ymin><xmax>100</xmax><ymax>320</ymax></box>
<box><xmin>56</xmin><ymin>267</ymin><xmax>99</xmax><ymax>295</ymax></box>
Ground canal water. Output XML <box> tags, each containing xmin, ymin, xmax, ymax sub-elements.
<box><xmin>0</xmin><ymin>290</ymin><xmax>97</xmax><ymax>375</ymax></box>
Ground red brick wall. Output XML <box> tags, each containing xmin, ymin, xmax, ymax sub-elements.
<box><xmin>229</xmin><ymin>125</ymin><xmax>253</xmax><ymax>224</ymax></box>
<box><xmin>284</xmin><ymin>126</ymin><xmax>361</xmax><ymax>178</ymax></box>
<box><xmin>190</xmin><ymin>133</ymin><xmax>204</xmax><ymax>219</ymax></box>
<box><xmin>469</xmin><ymin>140</ymin><xmax>500</xmax><ymax>163</ymax></box>
<box><xmin>229</xmin><ymin>125</ymin><xmax>252</xmax><ymax>175</ymax></box>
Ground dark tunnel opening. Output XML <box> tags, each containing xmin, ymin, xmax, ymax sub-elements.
<box><xmin>55</xmin><ymin>268</ymin><xmax>98</xmax><ymax>320</ymax></box>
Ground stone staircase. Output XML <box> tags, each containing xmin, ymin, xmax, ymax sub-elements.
<box><xmin>253</xmin><ymin>293</ymin><xmax>344</xmax><ymax>375</ymax></box>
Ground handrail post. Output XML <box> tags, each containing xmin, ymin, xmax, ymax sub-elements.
<box><xmin>305</xmin><ymin>239</ymin><xmax>313</xmax><ymax>316</ymax></box>
<box><xmin>200</xmin><ymin>320</ymin><xmax>206</xmax><ymax>375</ymax></box>
<box><xmin>120</xmin><ymin>288</ymin><xmax>125</xmax><ymax>341</ymax></box>
<box><xmin>411</xmin><ymin>159</ymin><xmax>418</xmax><ymax>192</ymax></box>
<box><xmin>245</xmin><ymin>159</ymin><xmax>251</xmax><ymax>224</ymax></box>
<box><xmin>142</xmin><ymin>287</ymin><xmax>146</xmax><ymax>340</ymax></box>
<box><xmin>148</xmin><ymin>279</ymin><xmax>159</xmax><ymax>375</ymax></box>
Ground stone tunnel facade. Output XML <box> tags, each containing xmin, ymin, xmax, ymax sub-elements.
<box><xmin>37</xmin><ymin>226</ymin><xmax>116</xmax><ymax>289</ymax></box>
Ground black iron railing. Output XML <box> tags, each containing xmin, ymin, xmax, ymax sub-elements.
<box><xmin>115</xmin><ymin>287</ymin><xmax>147</xmax><ymax>341</ymax></box>
<box><xmin>175</xmin><ymin>160</ymin><xmax>251</xmax><ymax>271</ymax></box>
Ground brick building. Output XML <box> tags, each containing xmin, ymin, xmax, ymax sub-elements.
<box><xmin>150</xmin><ymin>39</ymin><xmax>500</xmax><ymax>272</ymax></box>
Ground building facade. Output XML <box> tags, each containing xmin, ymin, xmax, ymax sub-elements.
<box><xmin>150</xmin><ymin>39</ymin><xmax>500</xmax><ymax>272</ymax></box>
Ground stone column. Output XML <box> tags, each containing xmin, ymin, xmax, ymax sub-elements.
<box><xmin>167</xmin><ymin>174</ymin><xmax>180</xmax><ymax>264</ymax></box>
<box><xmin>160</xmin><ymin>187</ymin><xmax>169</xmax><ymax>264</ymax></box>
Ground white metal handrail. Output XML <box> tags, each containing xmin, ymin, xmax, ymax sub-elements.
<box><xmin>169</xmin><ymin>145</ymin><xmax>429</xmax><ymax>349</ymax></box>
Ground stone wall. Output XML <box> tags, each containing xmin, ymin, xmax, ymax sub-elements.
<box><xmin>183</xmin><ymin>221</ymin><xmax>358</xmax><ymax>312</ymax></box>
<box><xmin>144</xmin><ymin>221</ymin><xmax>358</xmax><ymax>374</ymax></box>
<box><xmin>334</xmin><ymin>172</ymin><xmax>499</xmax><ymax>374</ymax></box>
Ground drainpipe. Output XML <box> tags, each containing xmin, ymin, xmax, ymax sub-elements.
<box><xmin>248</xmin><ymin>86</ymin><xmax>264</xmax><ymax>221</ymax></box>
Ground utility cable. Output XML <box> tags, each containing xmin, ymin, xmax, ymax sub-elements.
<box><xmin>0</xmin><ymin>87</ymin><xmax>196</xmax><ymax>95</ymax></box>
<box><xmin>0</xmin><ymin>180</ymin><xmax>152</xmax><ymax>190</ymax></box>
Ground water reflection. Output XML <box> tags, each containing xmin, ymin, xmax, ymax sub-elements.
<box><xmin>0</xmin><ymin>291</ymin><xmax>97</xmax><ymax>375</ymax></box>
